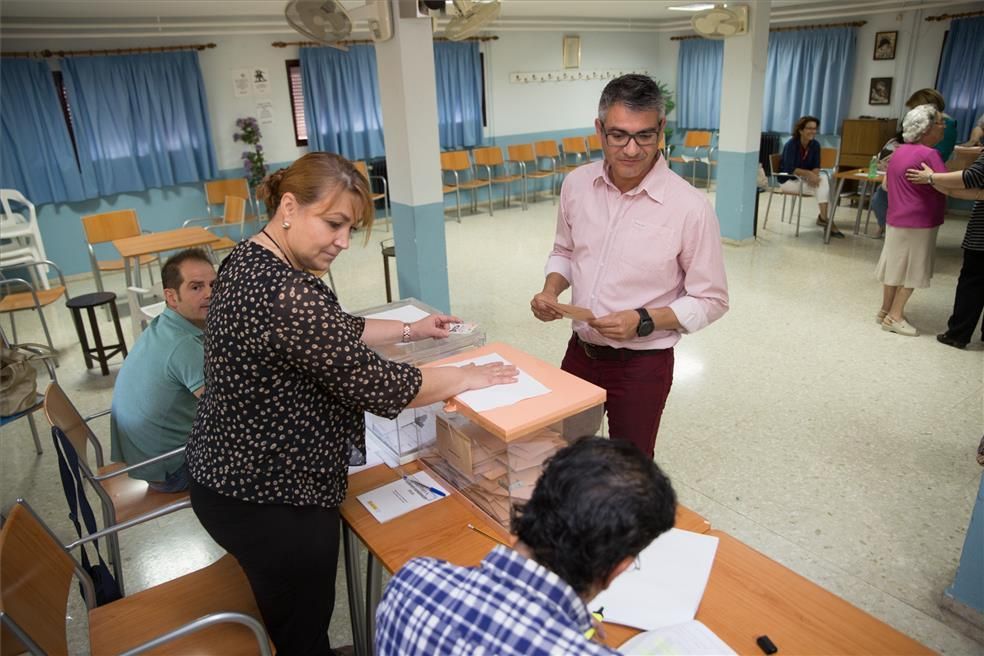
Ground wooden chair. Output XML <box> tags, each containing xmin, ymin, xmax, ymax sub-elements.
<box><xmin>203</xmin><ymin>178</ymin><xmax>256</xmax><ymax>223</ymax></box>
<box><xmin>506</xmin><ymin>144</ymin><xmax>559</xmax><ymax>205</ymax></box>
<box><xmin>126</xmin><ymin>285</ymin><xmax>166</xmax><ymax>339</ymax></box>
<box><xmin>763</xmin><ymin>153</ymin><xmax>811</xmax><ymax>237</ymax></box>
<box><xmin>0</xmin><ymin>259</ymin><xmax>69</xmax><ymax>356</ymax></box>
<box><xmin>440</xmin><ymin>150</ymin><xmax>493</xmax><ymax>222</ymax></box>
<box><xmin>534</xmin><ymin>140</ymin><xmax>575</xmax><ymax>194</ymax></box>
<box><xmin>472</xmin><ymin>146</ymin><xmax>525</xmax><ymax>211</ymax></box>
<box><xmin>43</xmin><ymin>382</ymin><xmax>189</xmax><ymax>595</ymax></box>
<box><xmin>586</xmin><ymin>133</ymin><xmax>603</xmax><ymax>159</ymax></box>
<box><xmin>561</xmin><ymin>136</ymin><xmax>591</xmax><ymax>169</ymax></box>
<box><xmin>668</xmin><ymin>130</ymin><xmax>715</xmax><ymax>189</ymax></box>
<box><xmin>81</xmin><ymin>210</ymin><xmax>159</xmax><ymax>294</ymax></box>
<box><xmin>0</xmin><ymin>500</ymin><xmax>271</xmax><ymax>656</ymax></box>
<box><xmin>353</xmin><ymin>161</ymin><xmax>391</xmax><ymax>232</ymax></box>
<box><xmin>0</xmin><ymin>329</ymin><xmax>56</xmax><ymax>456</ymax></box>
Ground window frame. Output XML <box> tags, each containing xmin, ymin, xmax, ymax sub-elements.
<box><xmin>285</xmin><ymin>59</ymin><xmax>308</xmax><ymax>147</ymax></box>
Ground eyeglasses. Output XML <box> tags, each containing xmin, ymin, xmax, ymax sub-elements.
<box><xmin>601</xmin><ymin>126</ymin><xmax>661</xmax><ymax>148</ymax></box>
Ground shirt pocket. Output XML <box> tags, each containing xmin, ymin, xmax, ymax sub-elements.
<box><xmin>617</xmin><ymin>221</ymin><xmax>678</xmax><ymax>277</ymax></box>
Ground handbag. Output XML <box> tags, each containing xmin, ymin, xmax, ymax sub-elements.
<box><xmin>0</xmin><ymin>344</ymin><xmax>51</xmax><ymax>416</ymax></box>
<box><xmin>51</xmin><ymin>426</ymin><xmax>124</xmax><ymax>606</ymax></box>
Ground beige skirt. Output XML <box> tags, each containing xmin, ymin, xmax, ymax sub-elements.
<box><xmin>875</xmin><ymin>225</ymin><xmax>940</xmax><ymax>289</ymax></box>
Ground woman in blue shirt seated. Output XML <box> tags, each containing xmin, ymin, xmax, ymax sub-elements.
<box><xmin>779</xmin><ymin>115</ymin><xmax>843</xmax><ymax>237</ymax></box>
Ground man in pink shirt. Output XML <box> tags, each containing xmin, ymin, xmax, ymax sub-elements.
<box><xmin>531</xmin><ymin>75</ymin><xmax>729</xmax><ymax>458</ymax></box>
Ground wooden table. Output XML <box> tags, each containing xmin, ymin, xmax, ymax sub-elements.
<box><xmin>340</xmin><ymin>461</ymin><xmax>709</xmax><ymax>656</ymax></box>
<box><xmin>113</xmin><ymin>226</ymin><xmax>222</xmax><ymax>287</ymax></box>
<box><xmin>831</xmin><ymin>168</ymin><xmax>885</xmax><ymax>239</ymax></box>
<box><xmin>603</xmin><ymin>530</ymin><xmax>931</xmax><ymax>655</ymax></box>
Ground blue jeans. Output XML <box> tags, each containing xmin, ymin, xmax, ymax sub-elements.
<box><xmin>871</xmin><ymin>186</ymin><xmax>888</xmax><ymax>228</ymax></box>
<box><xmin>148</xmin><ymin>462</ymin><xmax>190</xmax><ymax>493</ymax></box>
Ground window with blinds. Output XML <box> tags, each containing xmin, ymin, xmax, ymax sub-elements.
<box><xmin>286</xmin><ymin>59</ymin><xmax>308</xmax><ymax>146</ymax></box>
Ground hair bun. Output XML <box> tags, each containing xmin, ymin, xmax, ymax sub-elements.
<box><xmin>256</xmin><ymin>168</ymin><xmax>288</xmax><ymax>218</ymax></box>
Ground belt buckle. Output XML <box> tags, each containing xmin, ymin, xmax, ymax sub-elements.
<box><xmin>579</xmin><ymin>339</ymin><xmax>598</xmax><ymax>360</ymax></box>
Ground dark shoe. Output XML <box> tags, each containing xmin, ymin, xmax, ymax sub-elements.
<box><xmin>830</xmin><ymin>229</ymin><xmax>845</xmax><ymax>238</ymax></box>
<box><xmin>936</xmin><ymin>333</ymin><xmax>967</xmax><ymax>349</ymax></box>
<box><xmin>816</xmin><ymin>216</ymin><xmax>829</xmax><ymax>227</ymax></box>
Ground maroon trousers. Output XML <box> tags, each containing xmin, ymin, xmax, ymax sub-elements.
<box><xmin>561</xmin><ymin>334</ymin><xmax>674</xmax><ymax>458</ymax></box>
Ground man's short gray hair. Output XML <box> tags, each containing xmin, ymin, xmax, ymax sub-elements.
<box><xmin>598</xmin><ymin>74</ymin><xmax>666</xmax><ymax>122</ymax></box>
<box><xmin>902</xmin><ymin>104</ymin><xmax>939</xmax><ymax>144</ymax></box>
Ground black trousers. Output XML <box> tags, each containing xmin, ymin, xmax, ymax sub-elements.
<box><xmin>190</xmin><ymin>478</ymin><xmax>341</xmax><ymax>656</ymax></box>
<box><xmin>945</xmin><ymin>248</ymin><xmax>984</xmax><ymax>344</ymax></box>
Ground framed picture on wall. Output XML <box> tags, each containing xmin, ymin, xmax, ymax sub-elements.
<box><xmin>563</xmin><ymin>35</ymin><xmax>581</xmax><ymax>69</ymax></box>
<box><xmin>873</xmin><ymin>31</ymin><xmax>897</xmax><ymax>60</ymax></box>
<box><xmin>869</xmin><ymin>77</ymin><xmax>892</xmax><ymax>105</ymax></box>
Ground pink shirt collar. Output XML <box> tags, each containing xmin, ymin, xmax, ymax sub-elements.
<box><xmin>593</xmin><ymin>154</ymin><xmax>669</xmax><ymax>204</ymax></box>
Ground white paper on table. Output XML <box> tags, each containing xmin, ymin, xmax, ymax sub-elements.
<box><xmin>442</xmin><ymin>352</ymin><xmax>550</xmax><ymax>412</ymax></box>
<box><xmin>356</xmin><ymin>471</ymin><xmax>448</xmax><ymax>523</ymax></box>
<box><xmin>364</xmin><ymin>306</ymin><xmax>432</xmax><ymax>324</ymax></box>
<box><xmin>592</xmin><ymin>529</ymin><xmax>719</xmax><ymax>630</ymax></box>
<box><xmin>618</xmin><ymin>620</ymin><xmax>735</xmax><ymax>656</ymax></box>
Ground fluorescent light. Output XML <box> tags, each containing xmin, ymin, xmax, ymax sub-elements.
<box><xmin>667</xmin><ymin>3</ymin><xmax>716</xmax><ymax>11</ymax></box>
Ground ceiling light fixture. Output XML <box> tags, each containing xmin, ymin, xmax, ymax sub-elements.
<box><xmin>667</xmin><ymin>3</ymin><xmax>717</xmax><ymax>11</ymax></box>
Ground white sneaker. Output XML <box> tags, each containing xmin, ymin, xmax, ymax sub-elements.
<box><xmin>881</xmin><ymin>316</ymin><xmax>919</xmax><ymax>337</ymax></box>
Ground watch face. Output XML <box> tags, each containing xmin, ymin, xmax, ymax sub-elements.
<box><xmin>636</xmin><ymin>309</ymin><xmax>655</xmax><ymax>336</ymax></box>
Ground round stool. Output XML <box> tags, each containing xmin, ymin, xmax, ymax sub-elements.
<box><xmin>66</xmin><ymin>292</ymin><xmax>128</xmax><ymax>376</ymax></box>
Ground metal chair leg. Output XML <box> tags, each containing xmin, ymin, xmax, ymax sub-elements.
<box><xmin>342</xmin><ymin>524</ymin><xmax>368</xmax><ymax>656</ymax></box>
<box><xmin>25</xmin><ymin>413</ymin><xmax>43</xmax><ymax>455</ymax></box>
<box><xmin>763</xmin><ymin>190</ymin><xmax>774</xmax><ymax>230</ymax></box>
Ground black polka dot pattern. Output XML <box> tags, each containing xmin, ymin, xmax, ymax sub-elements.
<box><xmin>187</xmin><ymin>241</ymin><xmax>422</xmax><ymax>508</ymax></box>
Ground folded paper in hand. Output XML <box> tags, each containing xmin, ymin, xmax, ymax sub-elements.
<box><xmin>543</xmin><ymin>299</ymin><xmax>595</xmax><ymax>322</ymax></box>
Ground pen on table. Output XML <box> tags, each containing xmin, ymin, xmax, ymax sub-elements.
<box><xmin>584</xmin><ymin>606</ymin><xmax>604</xmax><ymax>640</ymax></box>
<box><xmin>466</xmin><ymin>523</ymin><xmax>508</xmax><ymax>546</ymax></box>
<box><xmin>403</xmin><ymin>475</ymin><xmax>447</xmax><ymax>498</ymax></box>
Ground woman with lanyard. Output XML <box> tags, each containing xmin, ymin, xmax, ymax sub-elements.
<box><xmin>186</xmin><ymin>152</ymin><xmax>518</xmax><ymax>655</ymax></box>
<box><xmin>778</xmin><ymin>115</ymin><xmax>844</xmax><ymax>238</ymax></box>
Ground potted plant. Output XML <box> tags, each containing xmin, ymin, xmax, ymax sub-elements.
<box><xmin>233</xmin><ymin>117</ymin><xmax>267</xmax><ymax>189</ymax></box>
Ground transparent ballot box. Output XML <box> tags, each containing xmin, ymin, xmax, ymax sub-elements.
<box><xmin>419</xmin><ymin>342</ymin><xmax>606</xmax><ymax>531</ymax></box>
<box><xmin>353</xmin><ymin>297</ymin><xmax>486</xmax><ymax>366</ymax></box>
<box><xmin>354</xmin><ymin>298</ymin><xmax>486</xmax><ymax>466</ymax></box>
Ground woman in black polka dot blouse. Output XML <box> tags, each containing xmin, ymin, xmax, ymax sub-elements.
<box><xmin>186</xmin><ymin>153</ymin><xmax>517</xmax><ymax>656</ymax></box>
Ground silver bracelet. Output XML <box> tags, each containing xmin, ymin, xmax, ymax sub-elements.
<box><xmin>402</xmin><ymin>323</ymin><xmax>412</xmax><ymax>343</ymax></box>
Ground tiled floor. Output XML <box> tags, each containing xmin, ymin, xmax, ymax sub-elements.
<box><xmin>2</xmin><ymin>189</ymin><xmax>982</xmax><ymax>653</ymax></box>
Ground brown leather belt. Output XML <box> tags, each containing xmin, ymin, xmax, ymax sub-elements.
<box><xmin>574</xmin><ymin>334</ymin><xmax>667</xmax><ymax>361</ymax></box>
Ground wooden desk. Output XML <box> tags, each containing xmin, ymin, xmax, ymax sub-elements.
<box><xmin>113</xmin><ymin>227</ymin><xmax>222</xmax><ymax>287</ymax></box>
<box><xmin>832</xmin><ymin>168</ymin><xmax>885</xmax><ymax>239</ymax></box>
<box><xmin>340</xmin><ymin>461</ymin><xmax>710</xmax><ymax>656</ymax></box>
<box><xmin>603</xmin><ymin>530</ymin><xmax>931</xmax><ymax>655</ymax></box>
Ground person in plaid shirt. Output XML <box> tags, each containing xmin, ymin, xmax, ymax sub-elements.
<box><xmin>375</xmin><ymin>437</ymin><xmax>677</xmax><ymax>655</ymax></box>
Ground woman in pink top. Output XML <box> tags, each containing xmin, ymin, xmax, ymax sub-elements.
<box><xmin>875</xmin><ymin>105</ymin><xmax>948</xmax><ymax>337</ymax></box>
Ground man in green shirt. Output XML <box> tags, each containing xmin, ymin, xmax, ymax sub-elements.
<box><xmin>111</xmin><ymin>248</ymin><xmax>215</xmax><ymax>492</ymax></box>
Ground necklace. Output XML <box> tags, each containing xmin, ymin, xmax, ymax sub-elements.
<box><xmin>260</xmin><ymin>227</ymin><xmax>297</xmax><ymax>269</ymax></box>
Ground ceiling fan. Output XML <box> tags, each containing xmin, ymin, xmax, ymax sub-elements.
<box><xmin>284</xmin><ymin>0</ymin><xmax>393</xmax><ymax>49</ymax></box>
<box><xmin>443</xmin><ymin>0</ymin><xmax>501</xmax><ymax>41</ymax></box>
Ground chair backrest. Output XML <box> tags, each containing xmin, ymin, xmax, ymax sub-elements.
<box><xmin>820</xmin><ymin>147</ymin><xmax>838</xmax><ymax>169</ymax></box>
<box><xmin>0</xmin><ymin>189</ymin><xmax>36</xmax><ymax>225</ymax></box>
<box><xmin>587</xmin><ymin>134</ymin><xmax>602</xmax><ymax>151</ymax></box>
<box><xmin>683</xmin><ymin>131</ymin><xmax>713</xmax><ymax>148</ymax></box>
<box><xmin>223</xmin><ymin>195</ymin><xmax>247</xmax><ymax>225</ymax></box>
<box><xmin>472</xmin><ymin>146</ymin><xmax>505</xmax><ymax>168</ymax></box>
<box><xmin>769</xmin><ymin>153</ymin><xmax>783</xmax><ymax>177</ymax></box>
<box><xmin>0</xmin><ymin>502</ymin><xmax>78</xmax><ymax>655</ymax></box>
<box><xmin>562</xmin><ymin>137</ymin><xmax>588</xmax><ymax>156</ymax></box>
<box><xmin>43</xmin><ymin>382</ymin><xmax>101</xmax><ymax>471</ymax></box>
<box><xmin>126</xmin><ymin>286</ymin><xmax>166</xmax><ymax>338</ymax></box>
<box><xmin>440</xmin><ymin>150</ymin><xmax>472</xmax><ymax>172</ymax></box>
<box><xmin>534</xmin><ymin>140</ymin><xmax>561</xmax><ymax>159</ymax></box>
<box><xmin>204</xmin><ymin>179</ymin><xmax>250</xmax><ymax>206</ymax></box>
<box><xmin>80</xmin><ymin>210</ymin><xmax>141</xmax><ymax>246</ymax></box>
<box><xmin>507</xmin><ymin>143</ymin><xmax>536</xmax><ymax>163</ymax></box>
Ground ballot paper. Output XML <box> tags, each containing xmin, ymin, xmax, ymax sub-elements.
<box><xmin>592</xmin><ymin>529</ymin><xmax>719</xmax><ymax>630</ymax></box>
<box><xmin>618</xmin><ymin>620</ymin><xmax>735</xmax><ymax>656</ymax></box>
<box><xmin>542</xmin><ymin>299</ymin><xmax>595</xmax><ymax>321</ymax></box>
<box><xmin>443</xmin><ymin>352</ymin><xmax>550</xmax><ymax>412</ymax></box>
<box><xmin>356</xmin><ymin>471</ymin><xmax>449</xmax><ymax>523</ymax></box>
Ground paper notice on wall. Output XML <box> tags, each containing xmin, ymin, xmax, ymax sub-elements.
<box><xmin>233</xmin><ymin>69</ymin><xmax>252</xmax><ymax>97</ymax></box>
<box><xmin>251</xmin><ymin>67</ymin><xmax>271</xmax><ymax>96</ymax></box>
<box><xmin>255</xmin><ymin>101</ymin><xmax>275</xmax><ymax>128</ymax></box>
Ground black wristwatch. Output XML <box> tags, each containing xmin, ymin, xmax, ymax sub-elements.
<box><xmin>635</xmin><ymin>308</ymin><xmax>654</xmax><ymax>337</ymax></box>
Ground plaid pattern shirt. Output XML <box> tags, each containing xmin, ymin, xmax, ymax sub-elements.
<box><xmin>375</xmin><ymin>546</ymin><xmax>619</xmax><ymax>655</ymax></box>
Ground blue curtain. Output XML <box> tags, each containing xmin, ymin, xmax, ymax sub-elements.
<box><xmin>762</xmin><ymin>28</ymin><xmax>856</xmax><ymax>134</ymax></box>
<box><xmin>937</xmin><ymin>16</ymin><xmax>984</xmax><ymax>143</ymax></box>
<box><xmin>676</xmin><ymin>39</ymin><xmax>723</xmax><ymax>130</ymax></box>
<box><xmin>0</xmin><ymin>59</ymin><xmax>93</xmax><ymax>204</ymax></box>
<box><xmin>61</xmin><ymin>52</ymin><xmax>217</xmax><ymax>197</ymax></box>
<box><xmin>434</xmin><ymin>41</ymin><xmax>483</xmax><ymax>149</ymax></box>
<box><xmin>300</xmin><ymin>45</ymin><xmax>386</xmax><ymax>160</ymax></box>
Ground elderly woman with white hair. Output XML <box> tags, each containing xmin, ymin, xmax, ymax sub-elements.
<box><xmin>875</xmin><ymin>104</ymin><xmax>948</xmax><ymax>336</ymax></box>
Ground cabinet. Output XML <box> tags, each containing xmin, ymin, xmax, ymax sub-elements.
<box><xmin>839</xmin><ymin>118</ymin><xmax>898</xmax><ymax>168</ymax></box>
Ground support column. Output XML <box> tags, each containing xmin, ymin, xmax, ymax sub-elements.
<box><xmin>714</xmin><ymin>3</ymin><xmax>770</xmax><ymax>241</ymax></box>
<box><xmin>374</xmin><ymin>1</ymin><xmax>450</xmax><ymax>312</ymax></box>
